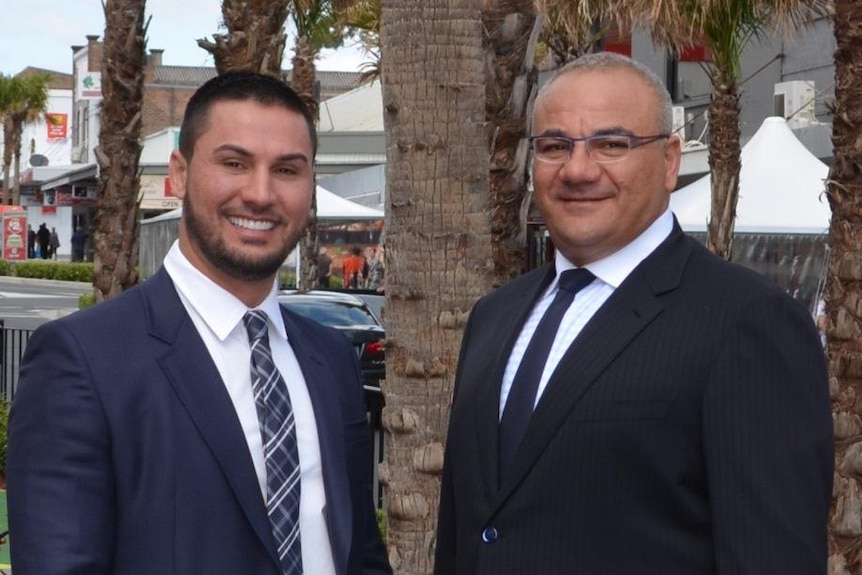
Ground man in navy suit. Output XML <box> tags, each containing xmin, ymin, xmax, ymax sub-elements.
<box><xmin>434</xmin><ymin>52</ymin><xmax>833</xmax><ymax>574</ymax></box>
<box><xmin>8</xmin><ymin>72</ymin><xmax>391</xmax><ymax>575</ymax></box>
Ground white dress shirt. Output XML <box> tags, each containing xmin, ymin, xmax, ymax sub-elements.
<box><xmin>163</xmin><ymin>241</ymin><xmax>336</xmax><ymax>575</ymax></box>
<box><xmin>499</xmin><ymin>209</ymin><xmax>674</xmax><ymax>418</ymax></box>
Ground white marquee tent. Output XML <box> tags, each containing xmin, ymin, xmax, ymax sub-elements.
<box><xmin>669</xmin><ymin>116</ymin><xmax>831</xmax><ymax>234</ymax></box>
<box><xmin>669</xmin><ymin>116</ymin><xmax>832</xmax><ymax>317</ymax></box>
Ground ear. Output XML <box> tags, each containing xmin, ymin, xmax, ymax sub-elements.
<box><xmin>168</xmin><ymin>149</ymin><xmax>188</xmax><ymax>200</ymax></box>
<box><xmin>664</xmin><ymin>134</ymin><xmax>682</xmax><ymax>193</ymax></box>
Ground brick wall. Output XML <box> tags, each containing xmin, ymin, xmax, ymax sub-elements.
<box><xmin>142</xmin><ymin>85</ymin><xmax>196</xmax><ymax>137</ymax></box>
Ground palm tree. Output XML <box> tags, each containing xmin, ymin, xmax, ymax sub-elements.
<box><xmin>615</xmin><ymin>0</ymin><xmax>829</xmax><ymax>259</ymax></box>
<box><xmin>0</xmin><ymin>73</ymin><xmax>50</xmax><ymax>205</ymax></box>
<box><xmin>379</xmin><ymin>0</ymin><xmax>493</xmax><ymax>572</ymax></box>
<box><xmin>92</xmin><ymin>0</ymin><xmax>148</xmax><ymax>300</ymax></box>
<box><xmin>197</xmin><ymin>0</ymin><xmax>291</xmax><ymax>77</ymax></box>
<box><xmin>537</xmin><ymin>2</ymin><xmax>612</xmax><ymax>67</ymax></box>
<box><xmin>0</xmin><ymin>74</ymin><xmax>15</xmax><ymax>203</ymax></box>
<box><xmin>825</xmin><ymin>0</ymin><xmax>862</xmax><ymax>569</ymax></box>
<box><xmin>338</xmin><ymin>0</ymin><xmax>381</xmax><ymax>83</ymax></box>
<box><xmin>483</xmin><ymin>1</ymin><xmax>543</xmax><ymax>285</ymax></box>
<box><xmin>290</xmin><ymin>0</ymin><xmax>344</xmax><ymax>291</ymax></box>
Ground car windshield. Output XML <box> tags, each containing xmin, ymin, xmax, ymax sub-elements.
<box><xmin>282</xmin><ymin>299</ymin><xmax>378</xmax><ymax>328</ymax></box>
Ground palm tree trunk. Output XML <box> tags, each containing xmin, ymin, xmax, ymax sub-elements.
<box><xmin>93</xmin><ymin>0</ymin><xmax>147</xmax><ymax>300</ymax></box>
<box><xmin>484</xmin><ymin>0</ymin><xmax>541</xmax><ymax>286</ymax></box>
<box><xmin>9</xmin><ymin>120</ymin><xmax>21</xmax><ymax>205</ymax></box>
<box><xmin>705</xmin><ymin>69</ymin><xmax>741</xmax><ymax>260</ymax></box>
<box><xmin>827</xmin><ymin>1</ymin><xmax>862</xmax><ymax>571</ymax></box>
<box><xmin>197</xmin><ymin>0</ymin><xmax>290</xmax><ymax>76</ymax></box>
<box><xmin>380</xmin><ymin>0</ymin><xmax>493</xmax><ymax>572</ymax></box>
<box><xmin>292</xmin><ymin>34</ymin><xmax>320</xmax><ymax>291</ymax></box>
<box><xmin>1</xmin><ymin>118</ymin><xmax>10</xmax><ymax>204</ymax></box>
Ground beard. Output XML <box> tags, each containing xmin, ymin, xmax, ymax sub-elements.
<box><xmin>182</xmin><ymin>194</ymin><xmax>302</xmax><ymax>282</ymax></box>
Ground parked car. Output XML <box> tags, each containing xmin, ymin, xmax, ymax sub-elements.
<box><xmin>349</xmin><ymin>291</ymin><xmax>385</xmax><ymax>323</ymax></box>
<box><xmin>278</xmin><ymin>290</ymin><xmax>385</xmax><ymax>388</ymax></box>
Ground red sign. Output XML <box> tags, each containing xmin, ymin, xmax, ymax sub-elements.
<box><xmin>46</xmin><ymin>113</ymin><xmax>68</xmax><ymax>140</ymax></box>
<box><xmin>2</xmin><ymin>209</ymin><xmax>27</xmax><ymax>261</ymax></box>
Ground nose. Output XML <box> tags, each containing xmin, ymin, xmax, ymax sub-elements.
<box><xmin>558</xmin><ymin>142</ymin><xmax>602</xmax><ymax>182</ymax></box>
<box><xmin>242</xmin><ymin>166</ymin><xmax>276</xmax><ymax>206</ymax></box>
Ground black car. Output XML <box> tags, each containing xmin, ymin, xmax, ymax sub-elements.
<box><xmin>278</xmin><ymin>290</ymin><xmax>385</xmax><ymax>388</ymax></box>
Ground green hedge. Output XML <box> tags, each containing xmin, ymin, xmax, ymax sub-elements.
<box><xmin>0</xmin><ymin>260</ymin><xmax>93</xmax><ymax>283</ymax></box>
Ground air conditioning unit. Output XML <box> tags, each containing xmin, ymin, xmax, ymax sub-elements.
<box><xmin>774</xmin><ymin>81</ymin><xmax>816</xmax><ymax>128</ymax></box>
<box><xmin>672</xmin><ymin>106</ymin><xmax>687</xmax><ymax>139</ymax></box>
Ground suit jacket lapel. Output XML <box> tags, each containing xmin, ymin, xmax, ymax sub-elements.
<box><xmin>142</xmin><ymin>269</ymin><xmax>281</xmax><ymax>569</ymax></box>
<box><xmin>495</xmin><ymin>227</ymin><xmax>692</xmax><ymax>501</ymax></box>
<box><xmin>281</xmin><ymin>307</ymin><xmax>352</xmax><ymax>575</ymax></box>
<box><xmin>473</xmin><ymin>267</ymin><xmax>557</xmax><ymax>495</ymax></box>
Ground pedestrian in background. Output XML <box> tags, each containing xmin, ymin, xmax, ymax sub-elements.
<box><xmin>342</xmin><ymin>246</ymin><xmax>366</xmax><ymax>289</ymax></box>
<box><xmin>36</xmin><ymin>223</ymin><xmax>50</xmax><ymax>260</ymax></box>
<box><xmin>70</xmin><ymin>226</ymin><xmax>86</xmax><ymax>262</ymax></box>
<box><xmin>26</xmin><ymin>224</ymin><xmax>35</xmax><ymax>259</ymax></box>
<box><xmin>48</xmin><ymin>227</ymin><xmax>60</xmax><ymax>260</ymax></box>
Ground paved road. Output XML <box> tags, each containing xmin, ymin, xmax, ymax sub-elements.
<box><xmin>0</xmin><ymin>277</ymin><xmax>91</xmax><ymax>331</ymax></box>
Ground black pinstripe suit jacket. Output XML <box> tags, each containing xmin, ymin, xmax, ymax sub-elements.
<box><xmin>435</xmin><ymin>223</ymin><xmax>833</xmax><ymax>575</ymax></box>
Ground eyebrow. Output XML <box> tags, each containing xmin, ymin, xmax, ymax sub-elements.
<box><xmin>537</xmin><ymin>127</ymin><xmax>636</xmax><ymax>138</ymax></box>
<box><xmin>213</xmin><ymin>144</ymin><xmax>310</xmax><ymax>165</ymax></box>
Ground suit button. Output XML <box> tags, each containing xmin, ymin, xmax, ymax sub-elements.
<box><xmin>481</xmin><ymin>526</ymin><xmax>498</xmax><ymax>543</ymax></box>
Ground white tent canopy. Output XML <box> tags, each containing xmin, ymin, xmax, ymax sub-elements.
<box><xmin>669</xmin><ymin>117</ymin><xmax>830</xmax><ymax>234</ymax></box>
<box><xmin>142</xmin><ymin>184</ymin><xmax>383</xmax><ymax>224</ymax></box>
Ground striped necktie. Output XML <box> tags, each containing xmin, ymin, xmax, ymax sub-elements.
<box><xmin>244</xmin><ymin>310</ymin><xmax>303</xmax><ymax>574</ymax></box>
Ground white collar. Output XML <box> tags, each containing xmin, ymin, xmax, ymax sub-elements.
<box><xmin>554</xmin><ymin>208</ymin><xmax>674</xmax><ymax>288</ymax></box>
<box><xmin>163</xmin><ymin>241</ymin><xmax>286</xmax><ymax>341</ymax></box>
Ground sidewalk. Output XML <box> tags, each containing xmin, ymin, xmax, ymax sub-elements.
<box><xmin>0</xmin><ymin>275</ymin><xmax>91</xmax><ymax>290</ymax></box>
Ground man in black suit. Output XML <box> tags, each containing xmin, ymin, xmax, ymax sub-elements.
<box><xmin>434</xmin><ymin>52</ymin><xmax>833</xmax><ymax>575</ymax></box>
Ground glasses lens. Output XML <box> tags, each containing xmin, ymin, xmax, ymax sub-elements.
<box><xmin>588</xmin><ymin>136</ymin><xmax>631</xmax><ymax>162</ymax></box>
<box><xmin>533</xmin><ymin>137</ymin><xmax>571</xmax><ymax>162</ymax></box>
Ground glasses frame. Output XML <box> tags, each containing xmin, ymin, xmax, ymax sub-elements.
<box><xmin>529</xmin><ymin>133</ymin><xmax>671</xmax><ymax>164</ymax></box>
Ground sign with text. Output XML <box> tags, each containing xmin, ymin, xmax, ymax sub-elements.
<box><xmin>1</xmin><ymin>207</ymin><xmax>27</xmax><ymax>261</ymax></box>
<box><xmin>139</xmin><ymin>174</ymin><xmax>180</xmax><ymax>211</ymax></box>
<box><xmin>46</xmin><ymin>113</ymin><xmax>68</xmax><ymax>140</ymax></box>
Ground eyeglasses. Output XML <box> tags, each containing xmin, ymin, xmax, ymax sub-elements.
<box><xmin>529</xmin><ymin>133</ymin><xmax>670</xmax><ymax>164</ymax></box>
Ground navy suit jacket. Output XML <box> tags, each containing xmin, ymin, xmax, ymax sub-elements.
<box><xmin>435</xmin><ymin>224</ymin><xmax>833</xmax><ymax>575</ymax></box>
<box><xmin>7</xmin><ymin>268</ymin><xmax>391</xmax><ymax>575</ymax></box>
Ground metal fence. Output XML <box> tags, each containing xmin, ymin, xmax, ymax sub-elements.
<box><xmin>0</xmin><ymin>321</ymin><xmax>32</xmax><ymax>402</ymax></box>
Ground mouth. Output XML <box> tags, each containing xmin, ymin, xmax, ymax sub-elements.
<box><xmin>229</xmin><ymin>216</ymin><xmax>276</xmax><ymax>231</ymax></box>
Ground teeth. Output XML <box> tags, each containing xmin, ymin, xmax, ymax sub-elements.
<box><xmin>230</xmin><ymin>217</ymin><xmax>275</xmax><ymax>231</ymax></box>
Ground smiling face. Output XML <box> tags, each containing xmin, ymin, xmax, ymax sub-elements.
<box><xmin>531</xmin><ymin>66</ymin><xmax>681</xmax><ymax>266</ymax></box>
<box><xmin>168</xmin><ymin>99</ymin><xmax>314</xmax><ymax>305</ymax></box>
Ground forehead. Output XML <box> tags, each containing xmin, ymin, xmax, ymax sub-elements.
<box><xmin>534</xmin><ymin>68</ymin><xmax>660</xmax><ymax>133</ymax></box>
<box><xmin>198</xmin><ymin>99</ymin><xmax>312</xmax><ymax>150</ymax></box>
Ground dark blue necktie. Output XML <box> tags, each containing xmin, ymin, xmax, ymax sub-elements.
<box><xmin>244</xmin><ymin>310</ymin><xmax>303</xmax><ymax>575</ymax></box>
<box><xmin>498</xmin><ymin>268</ymin><xmax>595</xmax><ymax>482</ymax></box>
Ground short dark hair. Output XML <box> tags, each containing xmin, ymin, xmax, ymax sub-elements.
<box><xmin>178</xmin><ymin>71</ymin><xmax>318</xmax><ymax>160</ymax></box>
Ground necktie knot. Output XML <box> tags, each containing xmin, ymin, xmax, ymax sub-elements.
<box><xmin>244</xmin><ymin>310</ymin><xmax>269</xmax><ymax>343</ymax></box>
<box><xmin>557</xmin><ymin>268</ymin><xmax>595</xmax><ymax>296</ymax></box>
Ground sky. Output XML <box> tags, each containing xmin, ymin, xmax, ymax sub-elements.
<box><xmin>0</xmin><ymin>0</ymin><xmax>372</xmax><ymax>76</ymax></box>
